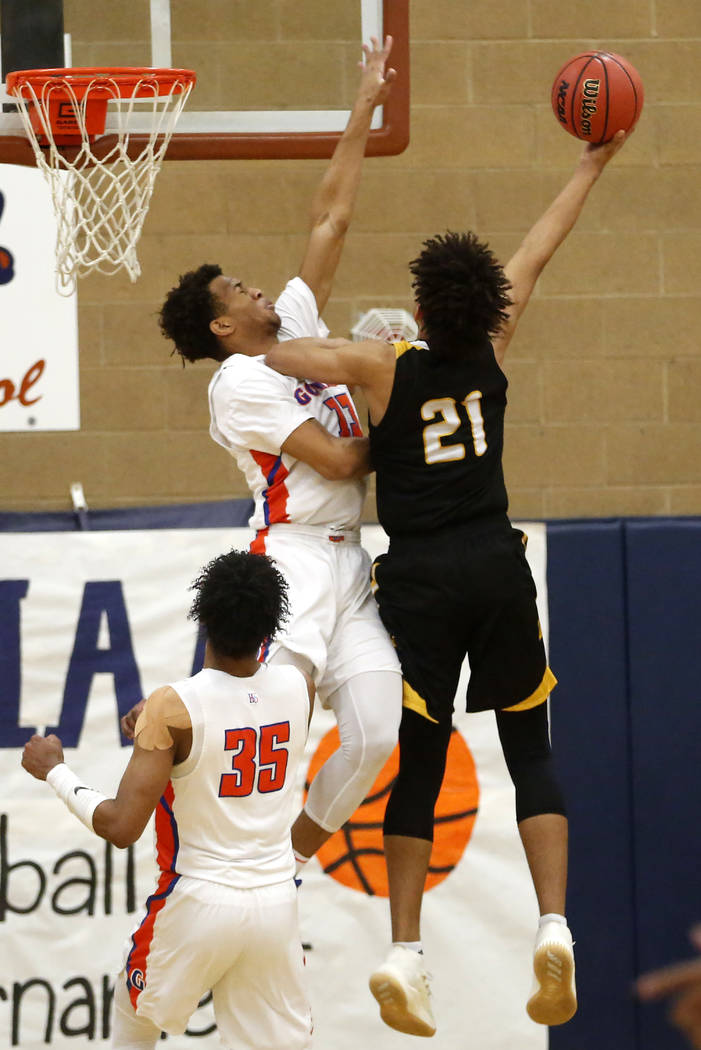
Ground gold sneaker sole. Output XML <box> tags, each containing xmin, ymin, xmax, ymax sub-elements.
<box><xmin>369</xmin><ymin>972</ymin><xmax>436</xmax><ymax>1037</ymax></box>
<box><xmin>526</xmin><ymin>942</ymin><xmax>577</xmax><ymax>1026</ymax></box>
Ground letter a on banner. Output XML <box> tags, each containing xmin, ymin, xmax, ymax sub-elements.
<box><xmin>47</xmin><ymin>582</ymin><xmax>143</xmax><ymax>746</ymax></box>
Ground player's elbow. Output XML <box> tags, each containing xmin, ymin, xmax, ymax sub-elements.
<box><xmin>311</xmin><ymin>207</ymin><xmax>350</xmax><ymax>241</ymax></box>
<box><xmin>316</xmin><ymin>457</ymin><xmax>350</xmax><ymax>481</ymax></box>
<box><xmin>94</xmin><ymin>807</ymin><xmax>141</xmax><ymax>849</ymax></box>
<box><xmin>109</xmin><ymin>828</ymin><xmax>139</xmax><ymax>850</ymax></box>
<box><xmin>326</xmin><ymin>443</ymin><xmax>368</xmax><ymax>480</ymax></box>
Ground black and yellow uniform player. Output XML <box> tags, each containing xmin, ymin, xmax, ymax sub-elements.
<box><xmin>265</xmin><ymin>130</ymin><xmax>628</xmax><ymax>1037</ymax></box>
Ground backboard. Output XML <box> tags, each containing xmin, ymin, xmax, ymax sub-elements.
<box><xmin>0</xmin><ymin>0</ymin><xmax>409</xmax><ymax>166</ymax></box>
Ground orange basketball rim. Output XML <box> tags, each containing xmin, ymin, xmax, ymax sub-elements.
<box><xmin>5</xmin><ymin>67</ymin><xmax>196</xmax><ymax>145</ymax></box>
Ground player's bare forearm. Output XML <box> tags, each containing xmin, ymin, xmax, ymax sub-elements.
<box><xmin>510</xmin><ymin>131</ymin><xmax>627</xmax><ymax>282</ymax></box>
<box><xmin>300</xmin><ymin>37</ymin><xmax>395</xmax><ymax>306</ymax></box>
<box><xmin>92</xmin><ymin>744</ymin><xmax>174</xmax><ymax>848</ymax></box>
<box><xmin>281</xmin><ymin>419</ymin><xmax>370</xmax><ymax>480</ymax></box>
<box><xmin>266</xmin><ymin>338</ymin><xmax>355</xmax><ymax>386</ymax></box>
<box><xmin>309</xmin><ymin>36</ymin><xmax>396</xmax><ymax>229</ymax></box>
<box><xmin>494</xmin><ymin>130</ymin><xmax>627</xmax><ymax>364</ymax></box>
<box><xmin>22</xmin><ymin>728</ymin><xmax>174</xmax><ymax>849</ymax></box>
<box><xmin>345</xmin><ymin>437</ymin><xmax>372</xmax><ymax>478</ymax></box>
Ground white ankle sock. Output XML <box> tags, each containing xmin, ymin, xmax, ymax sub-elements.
<box><xmin>393</xmin><ymin>940</ymin><xmax>423</xmax><ymax>954</ymax></box>
<box><xmin>538</xmin><ymin>913</ymin><xmax>567</xmax><ymax>927</ymax></box>
<box><xmin>294</xmin><ymin>850</ymin><xmax>311</xmax><ymax>876</ymax></box>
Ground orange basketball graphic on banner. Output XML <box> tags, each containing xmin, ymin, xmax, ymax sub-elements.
<box><xmin>305</xmin><ymin>726</ymin><xmax>479</xmax><ymax>895</ymax></box>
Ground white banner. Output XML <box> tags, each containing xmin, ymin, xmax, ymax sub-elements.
<box><xmin>0</xmin><ymin>165</ymin><xmax>79</xmax><ymax>432</ymax></box>
<box><xmin>0</xmin><ymin>524</ymin><xmax>549</xmax><ymax>1049</ymax></box>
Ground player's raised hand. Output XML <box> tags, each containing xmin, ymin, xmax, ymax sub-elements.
<box><xmin>22</xmin><ymin>733</ymin><xmax>64</xmax><ymax>780</ymax></box>
<box><xmin>580</xmin><ymin>129</ymin><xmax>628</xmax><ymax>174</ymax></box>
<box><xmin>358</xmin><ymin>35</ymin><xmax>396</xmax><ymax>107</ymax></box>
<box><xmin>121</xmin><ymin>698</ymin><xmax>146</xmax><ymax>740</ymax></box>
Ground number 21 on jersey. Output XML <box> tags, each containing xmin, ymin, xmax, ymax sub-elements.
<box><xmin>219</xmin><ymin>721</ymin><xmax>290</xmax><ymax>797</ymax></box>
<box><xmin>421</xmin><ymin>391</ymin><xmax>487</xmax><ymax>464</ymax></box>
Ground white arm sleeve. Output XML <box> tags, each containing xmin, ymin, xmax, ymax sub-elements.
<box><xmin>46</xmin><ymin>763</ymin><xmax>107</xmax><ymax>832</ymax></box>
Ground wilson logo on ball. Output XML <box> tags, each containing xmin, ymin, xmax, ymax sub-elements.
<box><xmin>305</xmin><ymin>725</ymin><xmax>479</xmax><ymax>896</ymax></box>
<box><xmin>580</xmin><ymin>79</ymin><xmax>600</xmax><ymax>137</ymax></box>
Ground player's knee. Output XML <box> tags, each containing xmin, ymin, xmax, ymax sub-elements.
<box><xmin>341</xmin><ymin>724</ymin><xmax>395</xmax><ymax>777</ymax></box>
<box><xmin>511</xmin><ymin>757</ymin><xmax>567</xmax><ymax>823</ymax></box>
<box><xmin>383</xmin><ymin>780</ymin><xmax>436</xmax><ymax>841</ymax></box>
<box><xmin>495</xmin><ymin>703</ymin><xmax>566</xmax><ymax>822</ymax></box>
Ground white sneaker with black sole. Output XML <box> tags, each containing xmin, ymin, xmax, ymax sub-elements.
<box><xmin>369</xmin><ymin>946</ymin><xmax>436</xmax><ymax>1037</ymax></box>
<box><xmin>526</xmin><ymin>920</ymin><xmax>577</xmax><ymax>1026</ymax></box>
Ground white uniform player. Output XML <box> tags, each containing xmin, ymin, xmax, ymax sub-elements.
<box><xmin>120</xmin><ymin>664</ymin><xmax>312</xmax><ymax>1049</ymax></box>
<box><xmin>155</xmin><ymin>35</ymin><xmax>401</xmax><ymax>874</ymax></box>
<box><xmin>22</xmin><ymin>549</ymin><xmax>314</xmax><ymax>1050</ymax></box>
<box><xmin>208</xmin><ymin>278</ymin><xmax>402</xmax><ymax>842</ymax></box>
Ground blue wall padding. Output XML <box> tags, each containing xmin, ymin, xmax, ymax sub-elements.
<box><xmin>626</xmin><ymin>519</ymin><xmax>701</xmax><ymax>1050</ymax></box>
<box><xmin>547</xmin><ymin>520</ymin><xmax>638</xmax><ymax>1050</ymax></box>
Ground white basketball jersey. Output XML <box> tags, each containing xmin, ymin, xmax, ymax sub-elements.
<box><xmin>154</xmin><ymin>664</ymin><xmax>309</xmax><ymax>889</ymax></box>
<box><xmin>208</xmin><ymin>277</ymin><xmax>367</xmax><ymax>531</ymax></box>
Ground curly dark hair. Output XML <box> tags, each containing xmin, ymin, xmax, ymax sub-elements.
<box><xmin>409</xmin><ymin>231</ymin><xmax>513</xmax><ymax>361</ymax></box>
<box><xmin>159</xmin><ymin>263</ymin><xmax>225</xmax><ymax>364</ymax></box>
<box><xmin>188</xmin><ymin>550</ymin><xmax>290</xmax><ymax>659</ymax></box>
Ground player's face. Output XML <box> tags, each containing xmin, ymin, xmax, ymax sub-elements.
<box><xmin>210</xmin><ymin>274</ymin><xmax>280</xmax><ymax>333</ymax></box>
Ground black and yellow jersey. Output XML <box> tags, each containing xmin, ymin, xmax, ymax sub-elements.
<box><xmin>368</xmin><ymin>338</ymin><xmax>509</xmax><ymax>536</ymax></box>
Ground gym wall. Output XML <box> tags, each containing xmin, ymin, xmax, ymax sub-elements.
<box><xmin>1</xmin><ymin>0</ymin><xmax>700</xmax><ymax>517</ymax></box>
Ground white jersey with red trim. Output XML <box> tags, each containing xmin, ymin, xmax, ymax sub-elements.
<box><xmin>154</xmin><ymin>663</ymin><xmax>309</xmax><ymax>890</ymax></box>
<box><xmin>208</xmin><ymin>277</ymin><xmax>366</xmax><ymax>531</ymax></box>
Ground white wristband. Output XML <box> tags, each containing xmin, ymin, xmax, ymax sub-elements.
<box><xmin>46</xmin><ymin>763</ymin><xmax>107</xmax><ymax>833</ymax></box>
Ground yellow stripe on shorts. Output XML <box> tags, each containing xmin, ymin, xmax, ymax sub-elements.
<box><xmin>504</xmin><ymin>666</ymin><xmax>558</xmax><ymax>712</ymax></box>
<box><xmin>402</xmin><ymin>679</ymin><xmax>440</xmax><ymax>724</ymax></box>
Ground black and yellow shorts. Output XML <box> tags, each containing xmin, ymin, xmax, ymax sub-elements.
<box><xmin>372</xmin><ymin>519</ymin><xmax>557</xmax><ymax>725</ymax></box>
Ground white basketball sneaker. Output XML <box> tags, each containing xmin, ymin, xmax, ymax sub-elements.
<box><xmin>526</xmin><ymin>920</ymin><xmax>577</xmax><ymax>1026</ymax></box>
<box><xmin>369</xmin><ymin>946</ymin><xmax>436</xmax><ymax>1037</ymax></box>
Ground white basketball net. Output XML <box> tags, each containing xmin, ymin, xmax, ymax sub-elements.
<box><xmin>8</xmin><ymin>72</ymin><xmax>194</xmax><ymax>295</ymax></box>
<box><xmin>351</xmin><ymin>307</ymin><xmax>419</xmax><ymax>343</ymax></box>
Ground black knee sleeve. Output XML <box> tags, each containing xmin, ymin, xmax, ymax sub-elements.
<box><xmin>383</xmin><ymin>708</ymin><xmax>453</xmax><ymax>842</ymax></box>
<box><xmin>495</xmin><ymin>703</ymin><xmax>567</xmax><ymax>823</ymax></box>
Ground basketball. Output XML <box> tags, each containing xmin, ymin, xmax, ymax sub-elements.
<box><xmin>551</xmin><ymin>51</ymin><xmax>644</xmax><ymax>143</ymax></box>
<box><xmin>305</xmin><ymin>726</ymin><xmax>479</xmax><ymax>896</ymax></box>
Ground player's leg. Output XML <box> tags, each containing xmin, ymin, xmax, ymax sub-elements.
<box><xmin>111</xmin><ymin>977</ymin><xmax>160</xmax><ymax>1050</ymax></box>
<box><xmin>464</xmin><ymin>528</ymin><xmax>576</xmax><ymax>1024</ymax></box>
<box><xmin>291</xmin><ymin>541</ymin><xmax>403</xmax><ymax>865</ymax></box>
<box><xmin>368</xmin><ymin>707</ymin><xmax>450</xmax><ymax>1037</ymax></box>
<box><xmin>212</xmin><ymin>880</ymin><xmax>312</xmax><ymax>1050</ymax></box>
<box><xmin>292</xmin><ymin>668</ymin><xmax>402</xmax><ymax>860</ymax></box>
<box><xmin>495</xmin><ymin>700</ymin><xmax>567</xmax><ymax>913</ymax></box>
<box><xmin>495</xmin><ymin>701</ymin><xmax>575</xmax><ymax>1025</ymax></box>
<box><xmin>261</xmin><ymin>533</ymin><xmax>339</xmax><ymax>866</ymax></box>
<box><xmin>383</xmin><ymin>708</ymin><xmax>453</xmax><ymax>941</ymax></box>
<box><xmin>367</xmin><ymin>542</ymin><xmax>465</xmax><ymax>1035</ymax></box>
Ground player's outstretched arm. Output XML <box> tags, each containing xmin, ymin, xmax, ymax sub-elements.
<box><xmin>298</xmin><ymin>36</ymin><xmax>396</xmax><ymax>313</ymax></box>
<box><xmin>492</xmin><ymin>130</ymin><xmax>627</xmax><ymax>364</ymax></box>
<box><xmin>266</xmin><ymin>336</ymin><xmax>395</xmax><ymax>424</ymax></box>
<box><xmin>22</xmin><ymin>686</ymin><xmax>188</xmax><ymax>848</ymax></box>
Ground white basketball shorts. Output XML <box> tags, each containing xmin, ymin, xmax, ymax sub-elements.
<box><xmin>253</xmin><ymin>524</ymin><xmax>400</xmax><ymax>702</ymax></box>
<box><xmin>121</xmin><ymin>873</ymin><xmax>312</xmax><ymax>1049</ymax></box>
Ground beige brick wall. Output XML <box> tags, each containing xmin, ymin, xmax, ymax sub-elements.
<box><xmin>4</xmin><ymin>0</ymin><xmax>701</xmax><ymax>519</ymax></box>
